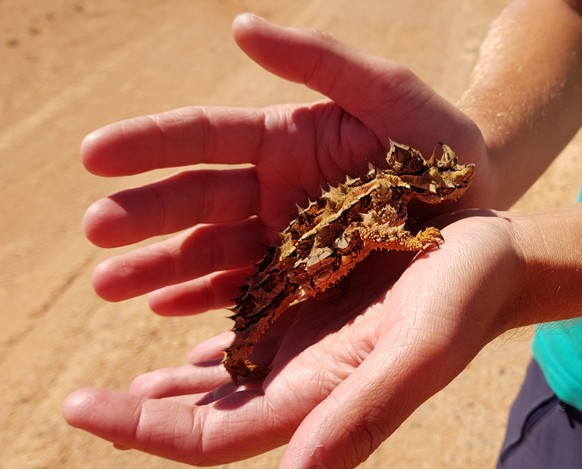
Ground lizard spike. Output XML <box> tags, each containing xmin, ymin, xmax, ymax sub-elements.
<box><xmin>438</xmin><ymin>143</ymin><xmax>458</xmax><ymax>168</ymax></box>
<box><xmin>425</xmin><ymin>148</ymin><xmax>437</xmax><ymax>166</ymax></box>
<box><xmin>385</xmin><ymin>139</ymin><xmax>397</xmax><ymax>165</ymax></box>
<box><xmin>367</xmin><ymin>161</ymin><xmax>378</xmax><ymax>175</ymax></box>
<box><xmin>326</xmin><ymin>197</ymin><xmax>338</xmax><ymax>210</ymax></box>
<box><xmin>225</xmin><ymin>303</ymin><xmax>239</xmax><ymax>313</ymax></box>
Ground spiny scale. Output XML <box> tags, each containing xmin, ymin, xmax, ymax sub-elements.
<box><xmin>223</xmin><ymin>140</ymin><xmax>475</xmax><ymax>379</ymax></box>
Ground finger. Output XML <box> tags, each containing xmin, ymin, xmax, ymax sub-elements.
<box><xmin>281</xmin><ymin>324</ymin><xmax>454</xmax><ymax>468</ymax></box>
<box><xmin>81</xmin><ymin>106</ymin><xmax>267</xmax><ymax>176</ymax></box>
<box><xmin>232</xmin><ymin>14</ymin><xmax>474</xmax><ymax>153</ymax></box>
<box><xmin>280</xmin><ymin>256</ymin><xmax>486</xmax><ymax>468</ymax></box>
<box><xmin>232</xmin><ymin>15</ymin><xmax>405</xmax><ymax>125</ymax></box>
<box><xmin>130</xmin><ymin>332</ymin><xmax>236</xmax><ymax>399</ymax></box>
<box><xmin>92</xmin><ymin>218</ymin><xmax>267</xmax><ymax>302</ymax></box>
<box><xmin>148</xmin><ymin>268</ymin><xmax>251</xmax><ymax>316</ymax></box>
<box><xmin>129</xmin><ymin>364</ymin><xmax>231</xmax><ymax>399</ymax></box>
<box><xmin>188</xmin><ymin>331</ymin><xmax>235</xmax><ymax>364</ymax></box>
<box><xmin>63</xmin><ymin>387</ymin><xmax>287</xmax><ymax>465</ymax></box>
<box><xmin>84</xmin><ymin>167</ymin><xmax>259</xmax><ymax>248</ymax></box>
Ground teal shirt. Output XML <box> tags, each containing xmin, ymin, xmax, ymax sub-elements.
<box><xmin>531</xmin><ymin>187</ymin><xmax>582</xmax><ymax>410</ymax></box>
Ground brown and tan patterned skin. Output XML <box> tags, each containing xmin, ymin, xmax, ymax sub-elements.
<box><xmin>223</xmin><ymin>140</ymin><xmax>475</xmax><ymax>379</ymax></box>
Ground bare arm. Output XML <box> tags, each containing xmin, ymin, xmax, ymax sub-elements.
<box><xmin>462</xmin><ymin>0</ymin><xmax>582</xmax><ymax>329</ymax></box>
<box><xmin>460</xmin><ymin>0</ymin><xmax>582</xmax><ymax>208</ymax></box>
<box><xmin>508</xmin><ymin>204</ymin><xmax>582</xmax><ymax>329</ymax></box>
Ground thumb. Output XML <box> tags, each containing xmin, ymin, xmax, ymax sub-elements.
<box><xmin>232</xmin><ymin>14</ymin><xmax>413</xmax><ymax>119</ymax></box>
<box><xmin>232</xmin><ymin>13</ymin><xmax>398</xmax><ymax>110</ymax></box>
<box><xmin>231</xmin><ymin>14</ymin><xmax>469</xmax><ymax>151</ymax></box>
<box><xmin>231</xmin><ymin>14</ymin><xmax>482</xmax><ymax>158</ymax></box>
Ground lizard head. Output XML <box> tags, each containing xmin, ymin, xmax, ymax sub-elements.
<box><xmin>386</xmin><ymin>139</ymin><xmax>475</xmax><ymax>203</ymax></box>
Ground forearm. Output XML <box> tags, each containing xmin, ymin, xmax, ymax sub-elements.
<box><xmin>506</xmin><ymin>204</ymin><xmax>582</xmax><ymax>330</ymax></box>
<box><xmin>460</xmin><ymin>0</ymin><xmax>582</xmax><ymax>208</ymax></box>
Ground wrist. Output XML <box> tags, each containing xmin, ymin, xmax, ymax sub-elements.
<box><xmin>508</xmin><ymin>206</ymin><xmax>582</xmax><ymax>328</ymax></box>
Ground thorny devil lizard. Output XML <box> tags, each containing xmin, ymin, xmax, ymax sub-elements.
<box><xmin>223</xmin><ymin>140</ymin><xmax>475</xmax><ymax>379</ymax></box>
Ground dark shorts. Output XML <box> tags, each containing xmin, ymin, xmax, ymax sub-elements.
<box><xmin>497</xmin><ymin>359</ymin><xmax>582</xmax><ymax>468</ymax></box>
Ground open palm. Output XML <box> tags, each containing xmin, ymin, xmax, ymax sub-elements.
<box><xmin>65</xmin><ymin>213</ymin><xmax>521</xmax><ymax>467</ymax></box>
<box><xmin>64</xmin><ymin>14</ymin><xmax>503</xmax><ymax>468</ymax></box>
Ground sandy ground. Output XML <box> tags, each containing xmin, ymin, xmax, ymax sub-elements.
<box><xmin>2</xmin><ymin>1</ymin><xmax>582</xmax><ymax>468</ymax></box>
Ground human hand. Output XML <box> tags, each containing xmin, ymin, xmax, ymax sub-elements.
<box><xmin>64</xmin><ymin>211</ymin><xmax>524</xmax><ymax>467</ymax></box>
<box><xmin>80</xmin><ymin>13</ymin><xmax>489</xmax><ymax>314</ymax></box>
<box><xmin>65</xmin><ymin>13</ymin><xmax>504</xmax><ymax>467</ymax></box>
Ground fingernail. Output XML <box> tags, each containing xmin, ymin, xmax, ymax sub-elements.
<box><xmin>237</xmin><ymin>12</ymin><xmax>266</xmax><ymax>24</ymax></box>
<box><xmin>248</xmin><ymin>12</ymin><xmax>267</xmax><ymax>21</ymax></box>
